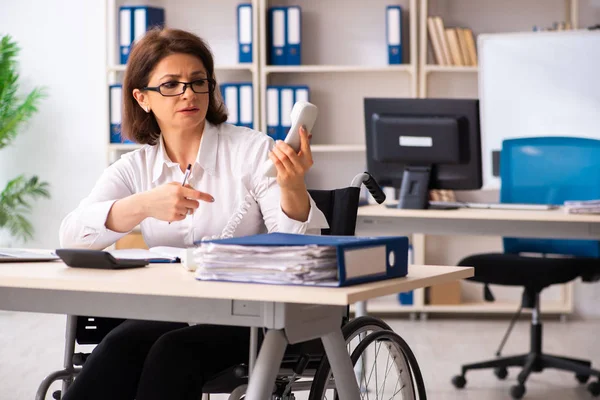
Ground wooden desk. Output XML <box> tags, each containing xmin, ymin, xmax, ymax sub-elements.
<box><xmin>357</xmin><ymin>205</ymin><xmax>600</xmax><ymax>240</ymax></box>
<box><xmin>0</xmin><ymin>261</ymin><xmax>472</xmax><ymax>400</ymax></box>
<box><xmin>356</xmin><ymin>205</ymin><xmax>600</xmax><ymax>316</ymax></box>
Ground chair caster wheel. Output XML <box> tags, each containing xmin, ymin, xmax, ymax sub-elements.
<box><xmin>588</xmin><ymin>381</ymin><xmax>600</xmax><ymax>397</ymax></box>
<box><xmin>510</xmin><ymin>384</ymin><xmax>526</xmax><ymax>399</ymax></box>
<box><xmin>451</xmin><ymin>375</ymin><xmax>466</xmax><ymax>389</ymax></box>
<box><xmin>576</xmin><ymin>374</ymin><xmax>590</xmax><ymax>384</ymax></box>
<box><xmin>494</xmin><ymin>367</ymin><xmax>508</xmax><ymax>380</ymax></box>
<box><xmin>52</xmin><ymin>390</ymin><xmax>62</xmax><ymax>400</ymax></box>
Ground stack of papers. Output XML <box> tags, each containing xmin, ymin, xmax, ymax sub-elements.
<box><xmin>564</xmin><ymin>200</ymin><xmax>600</xmax><ymax>214</ymax></box>
<box><xmin>193</xmin><ymin>243</ymin><xmax>339</xmax><ymax>285</ymax></box>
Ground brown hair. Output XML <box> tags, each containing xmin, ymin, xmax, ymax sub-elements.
<box><xmin>121</xmin><ymin>28</ymin><xmax>228</xmax><ymax>144</ymax></box>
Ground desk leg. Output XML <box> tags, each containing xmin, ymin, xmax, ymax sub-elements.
<box><xmin>321</xmin><ymin>329</ymin><xmax>361</xmax><ymax>400</ymax></box>
<box><xmin>355</xmin><ymin>300</ymin><xmax>367</xmax><ymax>317</ymax></box>
<box><xmin>245</xmin><ymin>329</ymin><xmax>287</xmax><ymax>400</ymax></box>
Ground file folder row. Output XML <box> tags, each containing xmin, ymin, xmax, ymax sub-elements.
<box><xmin>266</xmin><ymin>85</ymin><xmax>310</xmax><ymax>141</ymax></box>
<box><xmin>268</xmin><ymin>6</ymin><xmax>302</xmax><ymax>65</ymax></box>
<box><xmin>220</xmin><ymin>83</ymin><xmax>254</xmax><ymax>129</ymax></box>
<box><xmin>119</xmin><ymin>6</ymin><xmax>165</xmax><ymax>65</ymax></box>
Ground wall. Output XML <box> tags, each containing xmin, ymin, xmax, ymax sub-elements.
<box><xmin>0</xmin><ymin>0</ymin><xmax>107</xmax><ymax>248</ymax></box>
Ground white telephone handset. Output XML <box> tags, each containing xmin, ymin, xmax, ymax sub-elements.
<box><xmin>260</xmin><ymin>101</ymin><xmax>319</xmax><ymax>178</ymax></box>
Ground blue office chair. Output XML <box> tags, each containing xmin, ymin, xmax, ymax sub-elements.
<box><xmin>452</xmin><ymin>137</ymin><xmax>600</xmax><ymax>399</ymax></box>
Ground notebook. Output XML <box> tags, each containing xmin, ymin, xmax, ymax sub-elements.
<box><xmin>0</xmin><ymin>248</ymin><xmax>60</xmax><ymax>262</ymax></box>
<box><xmin>108</xmin><ymin>246</ymin><xmax>184</xmax><ymax>263</ymax></box>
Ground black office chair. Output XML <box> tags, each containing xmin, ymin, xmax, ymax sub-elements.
<box><xmin>451</xmin><ymin>137</ymin><xmax>600</xmax><ymax>399</ymax></box>
<box><xmin>38</xmin><ymin>172</ymin><xmax>427</xmax><ymax>400</ymax></box>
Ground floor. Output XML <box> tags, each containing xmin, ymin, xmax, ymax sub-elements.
<box><xmin>1</xmin><ymin>311</ymin><xmax>599</xmax><ymax>399</ymax></box>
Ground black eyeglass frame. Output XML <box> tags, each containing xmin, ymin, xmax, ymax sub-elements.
<box><xmin>142</xmin><ymin>78</ymin><xmax>216</xmax><ymax>97</ymax></box>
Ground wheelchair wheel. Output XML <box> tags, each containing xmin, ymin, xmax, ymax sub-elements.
<box><xmin>309</xmin><ymin>319</ymin><xmax>426</xmax><ymax>400</ymax></box>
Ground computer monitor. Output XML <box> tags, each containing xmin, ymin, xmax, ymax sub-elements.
<box><xmin>364</xmin><ymin>98</ymin><xmax>482</xmax><ymax>209</ymax></box>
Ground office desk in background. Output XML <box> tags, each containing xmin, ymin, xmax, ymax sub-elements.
<box><xmin>0</xmin><ymin>261</ymin><xmax>472</xmax><ymax>400</ymax></box>
<box><xmin>355</xmin><ymin>205</ymin><xmax>600</xmax><ymax>316</ymax></box>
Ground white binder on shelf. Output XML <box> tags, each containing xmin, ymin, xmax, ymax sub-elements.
<box><xmin>237</xmin><ymin>4</ymin><xmax>253</xmax><ymax>63</ymax></box>
<box><xmin>239</xmin><ymin>83</ymin><xmax>253</xmax><ymax>129</ymax></box>
<box><xmin>286</xmin><ymin>6</ymin><xmax>301</xmax><ymax>65</ymax></box>
<box><xmin>119</xmin><ymin>7</ymin><xmax>132</xmax><ymax>65</ymax></box>
<box><xmin>266</xmin><ymin>86</ymin><xmax>280</xmax><ymax>141</ymax></box>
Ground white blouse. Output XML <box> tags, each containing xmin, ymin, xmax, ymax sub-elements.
<box><xmin>59</xmin><ymin>122</ymin><xmax>329</xmax><ymax>250</ymax></box>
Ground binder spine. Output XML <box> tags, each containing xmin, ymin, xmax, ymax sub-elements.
<box><xmin>286</xmin><ymin>6</ymin><xmax>301</xmax><ymax>65</ymax></box>
<box><xmin>119</xmin><ymin>7</ymin><xmax>132</xmax><ymax>65</ymax></box>
<box><xmin>269</xmin><ymin>7</ymin><xmax>287</xmax><ymax>65</ymax></box>
<box><xmin>266</xmin><ymin>86</ymin><xmax>280</xmax><ymax>141</ymax></box>
<box><xmin>386</xmin><ymin>6</ymin><xmax>403</xmax><ymax>65</ymax></box>
<box><xmin>238</xmin><ymin>4</ymin><xmax>253</xmax><ymax>63</ymax></box>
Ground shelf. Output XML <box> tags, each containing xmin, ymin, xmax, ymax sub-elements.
<box><xmin>108</xmin><ymin>64</ymin><xmax>255</xmax><ymax>73</ymax></box>
<box><xmin>108</xmin><ymin>143</ymin><xmax>143</xmax><ymax>151</ymax></box>
<box><xmin>311</xmin><ymin>144</ymin><xmax>366</xmax><ymax>152</ymax></box>
<box><xmin>264</xmin><ymin>65</ymin><xmax>414</xmax><ymax>74</ymax></box>
<box><xmin>353</xmin><ymin>296</ymin><xmax>570</xmax><ymax>315</ymax></box>
<box><xmin>423</xmin><ymin>65</ymin><xmax>478</xmax><ymax>73</ymax></box>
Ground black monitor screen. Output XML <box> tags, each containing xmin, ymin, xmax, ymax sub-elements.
<box><xmin>364</xmin><ymin>98</ymin><xmax>482</xmax><ymax>208</ymax></box>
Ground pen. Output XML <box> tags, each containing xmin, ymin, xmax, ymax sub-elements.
<box><xmin>169</xmin><ymin>164</ymin><xmax>192</xmax><ymax>225</ymax></box>
<box><xmin>182</xmin><ymin>163</ymin><xmax>192</xmax><ymax>187</ymax></box>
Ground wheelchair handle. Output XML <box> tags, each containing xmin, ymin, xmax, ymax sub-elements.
<box><xmin>351</xmin><ymin>172</ymin><xmax>386</xmax><ymax>204</ymax></box>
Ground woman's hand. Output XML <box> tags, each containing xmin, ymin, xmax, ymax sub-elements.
<box><xmin>141</xmin><ymin>182</ymin><xmax>214</xmax><ymax>223</ymax></box>
<box><xmin>268</xmin><ymin>125</ymin><xmax>313</xmax><ymax>191</ymax></box>
<box><xmin>268</xmin><ymin>125</ymin><xmax>313</xmax><ymax>222</ymax></box>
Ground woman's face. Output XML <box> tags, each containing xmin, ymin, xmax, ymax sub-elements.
<box><xmin>137</xmin><ymin>53</ymin><xmax>210</xmax><ymax>134</ymax></box>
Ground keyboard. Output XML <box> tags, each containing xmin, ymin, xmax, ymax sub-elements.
<box><xmin>428</xmin><ymin>201</ymin><xmax>558</xmax><ymax>211</ymax></box>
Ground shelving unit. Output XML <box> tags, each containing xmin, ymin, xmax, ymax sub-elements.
<box><xmin>106</xmin><ymin>0</ymin><xmax>260</xmax><ymax>164</ymax></box>
<box><xmin>258</xmin><ymin>0</ymin><xmax>418</xmax><ymax>190</ymax></box>
<box><xmin>104</xmin><ymin>0</ymin><xmax>582</xmax><ymax>317</ymax></box>
<box><xmin>418</xmin><ymin>0</ymin><xmax>579</xmax><ymax>98</ymax></box>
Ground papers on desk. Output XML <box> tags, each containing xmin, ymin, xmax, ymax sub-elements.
<box><xmin>192</xmin><ymin>233</ymin><xmax>409</xmax><ymax>287</ymax></box>
<box><xmin>564</xmin><ymin>200</ymin><xmax>600</xmax><ymax>214</ymax></box>
<box><xmin>109</xmin><ymin>246</ymin><xmax>183</xmax><ymax>263</ymax></box>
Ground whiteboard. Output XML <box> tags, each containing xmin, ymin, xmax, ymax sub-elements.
<box><xmin>478</xmin><ymin>30</ymin><xmax>600</xmax><ymax>188</ymax></box>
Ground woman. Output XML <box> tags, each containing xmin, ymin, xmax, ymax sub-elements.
<box><xmin>59</xmin><ymin>27</ymin><xmax>328</xmax><ymax>400</ymax></box>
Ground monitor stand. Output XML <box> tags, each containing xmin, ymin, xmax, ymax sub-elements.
<box><xmin>397</xmin><ymin>166</ymin><xmax>431</xmax><ymax>209</ymax></box>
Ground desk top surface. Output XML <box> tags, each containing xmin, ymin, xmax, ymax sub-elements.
<box><xmin>357</xmin><ymin>205</ymin><xmax>600</xmax><ymax>223</ymax></box>
<box><xmin>0</xmin><ymin>262</ymin><xmax>472</xmax><ymax>306</ymax></box>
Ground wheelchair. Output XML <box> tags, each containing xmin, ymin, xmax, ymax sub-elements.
<box><xmin>37</xmin><ymin>173</ymin><xmax>427</xmax><ymax>400</ymax></box>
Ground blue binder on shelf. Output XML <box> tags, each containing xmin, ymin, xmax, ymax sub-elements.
<box><xmin>386</xmin><ymin>5</ymin><xmax>403</xmax><ymax>65</ymax></box>
<box><xmin>108</xmin><ymin>84</ymin><xmax>132</xmax><ymax>144</ymax></box>
<box><xmin>221</xmin><ymin>82</ymin><xmax>253</xmax><ymax>129</ymax></box>
<box><xmin>279</xmin><ymin>86</ymin><xmax>294</xmax><ymax>141</ymax></box>
<box><xmin>268</xmin><ymin>7</ymin><xmax>287</xmax><ymax>65</ymax></box>
<box><xmin>238</xmin><ymin>83</ymin><xmax>253</xmax><ymax>129</ymax></box>
<box><xmin>266</xmin><ymin>86</ymin><xmax>280</xmax><ymax>141</ymax></box>
<box><xmin>195</xmin><ymin>233</ymin><xmax>409</xmax><ymax>287</ymax></box>
<box><xmin>119</xmin><ymin>6</ymin><xmax>165</xmax><ymax>65</ymax></box>
<box><xmin>220</xmin><ymin>83</ymin><xmax>239</xmax><ymax>126</ymax></box>
<box><xmin>237</xmin><ymin>4</ymin><xmax>253</xmax><ymax>63</ymax></box>
<box><xmin>286</xmin><ymin>6</ymin><xmax>302</xmax><ymax>65</ymax></box>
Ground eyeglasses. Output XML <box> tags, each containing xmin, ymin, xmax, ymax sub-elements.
<box><xmin>143</xmin><ymin>79</ymin><xmax>215</xmax><ymax>97</ymax></box>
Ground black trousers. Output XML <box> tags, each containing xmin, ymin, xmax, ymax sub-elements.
<box><xmin>62</xmin><ymin>320</ymin><xmax>251</xmax><ymax>400</ymax></box>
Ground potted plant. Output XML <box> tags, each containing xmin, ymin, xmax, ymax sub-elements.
<box><xmin>0</xmin><ymin>35</ymin><xmax>49</xmax><ymax>244</ymax></box>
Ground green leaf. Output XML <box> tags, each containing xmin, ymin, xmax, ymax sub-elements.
<box><xmin>0</xmin><ymin>175</ymin><xmax>50</xmax><ymax>242</ymax></box>
<box><xmin>0</xmin><ymin>34</ymin><xmax>47</xmax><ymax>150</ymax></box>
